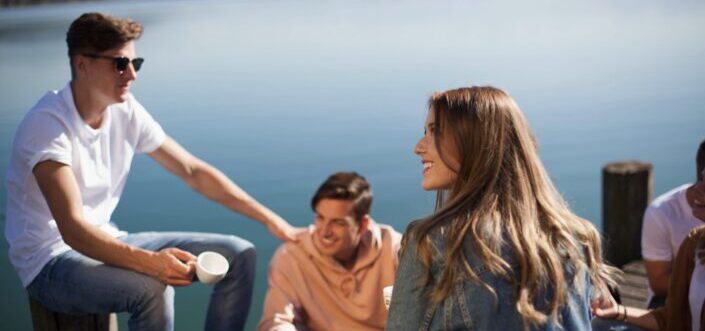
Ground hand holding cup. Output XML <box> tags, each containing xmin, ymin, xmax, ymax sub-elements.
<box><xmin>196</xmin><ymin>251</ymin><xmax>229</xmax><ymax>285</ymax></box>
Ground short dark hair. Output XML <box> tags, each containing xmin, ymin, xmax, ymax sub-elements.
<box><xmin>697</xmin><ymin>139</ymin><xmax>705</xmax><ymax>181</ymax></box>
<box><xmin>311</xmin><ymin>172</ymin><xmax>372</xmax><ymax>223</ymax></box>
<box><xmin>67</xmin><ymin>12</ymin><xmax>143</xmax><ymax>56</ymax></box>
<box><xmin>66</xmin><ymin>13</ymin><xmax>143</xmax><ymax>75</ymax></box>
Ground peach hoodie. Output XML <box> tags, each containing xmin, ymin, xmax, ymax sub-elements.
<box><xmin>257</xmin><ymin>220</ymin><xmax>401</xmax><ymax>331</ymax></box>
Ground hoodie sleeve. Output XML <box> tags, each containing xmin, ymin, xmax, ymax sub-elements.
<box><xmin>258</xmin><ymin>246</ymin><xmax>309</xmax><ymax>331</ymax></box>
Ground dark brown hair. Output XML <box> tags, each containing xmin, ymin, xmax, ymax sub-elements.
<box><xmin>66</xmin><ymin>12</ymin><xmax>143</xmax><ymax>75</ymax></box>
<box><xmin>311</xmin><ymin>172</ymin><xmax>372</xmax><ymax>223</ymax></box>
<box><xmin>67</xmin><ymin>12</ymin><xmax>143</xmax><ymax>56</ymax></box>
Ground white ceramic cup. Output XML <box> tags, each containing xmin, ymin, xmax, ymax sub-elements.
<box><xmin>383</xmin><ymin>286</ymin><xmax>393</xmax><ymax>310</ymax></box>
<box><xmin>196</xmin><ymin>251</ymin><xmax>229</xmax><ymax>285</ymax></box>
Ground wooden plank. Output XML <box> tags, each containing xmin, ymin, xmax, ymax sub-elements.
<box><xmin>617</xmin><ymin>260</ymin><xmax>649</xmax><ymax>309</ymax></box>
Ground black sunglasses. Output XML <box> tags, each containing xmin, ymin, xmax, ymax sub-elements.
<box><xmin>82</xmin><ymin>53</ymin><xmax>145</xmax><ymax>73</ymax></box>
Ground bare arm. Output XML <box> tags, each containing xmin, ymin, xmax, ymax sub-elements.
<box><xmin>149</xmin><ymin>136</ymin><xmax>301</xmax><ymax>242</ymax></box>
<box><xmin>592</xmin><ymin>296</ymin><xmax>659</xmax><ymax>331</ymax></box>
<box><xmin>33</xmin><ymin>160</ymin><xmax>195</xmax><ymax>286</ymax></box>
<box><xmin>643</xmin><ymin>260</ymin><xmax>671</xmax><ymax>297</ymax></box>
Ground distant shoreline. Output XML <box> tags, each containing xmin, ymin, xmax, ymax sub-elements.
<box><xmin>2</xmin><ymin>0</ymin><xmax>99</xmax><ymax>8</ymax></box>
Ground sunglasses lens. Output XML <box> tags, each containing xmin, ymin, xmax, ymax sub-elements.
<box><xmin>114</xmin><ymin>57</ymin><xmax>130</xmax><ymax>72</ymax></box>
<box><xmin>132</xmin><ymin>58</ymin><xmax>144</xmax><ymax>72</ymax></box>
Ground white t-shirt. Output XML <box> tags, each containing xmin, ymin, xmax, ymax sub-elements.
<box><xmin>4</xmin><ymin>83</ymin><xmax>166</xmax><ymax>287</ymax></box>
<box><xmin>642</xmin><ymin>184</ymin><xmax>703</xmax><ymax>262</ymax></box>
<box><xmin>641</xmin><ymin>184</ymin><xmax>704</xmax><ymax>301</ymax></box>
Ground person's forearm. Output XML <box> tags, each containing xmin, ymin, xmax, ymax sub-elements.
<box><xmin>58</xmin><ymin>217</ymin><xmax>155</xmax><ymax>275</ymax></box>
<box><xmin>186</xmin><ymin>160</ymin><xmax>279</xmax><ymax>225</ymax></box>
<box><xmin>150</xmin><ymin>139</ymin><xmax>297</xmax><ymax>241</ymax></box>
<box><xmin>614</xmin><ymin>305</ymin><xmax>659</xmax><ymax>331</ymax></box>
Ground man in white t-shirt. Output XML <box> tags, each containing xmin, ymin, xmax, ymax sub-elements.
<box><xmin>5</xmin><ymin>12</ymin><xmax>300</xmax><ymax>331</ymax></box>
<box><xmin>641</xmin><ymin>139</ymin><xmax>705</xmax><ymax>308</ymax></box>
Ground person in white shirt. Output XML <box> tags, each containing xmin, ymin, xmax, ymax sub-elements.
<box><xmin>641</xmin><ymin>139</ymin><xmax>705</xmax><ymax>308</ymax></box>
<box><xmin>5</xmin><ymin>12</ymin><xmax>300</xmax><ymax>331</ymax></box>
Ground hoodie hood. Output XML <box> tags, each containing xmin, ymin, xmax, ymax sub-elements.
<box><xmin>298</xmin><ymin>219</ymin><xmax>386</xmax><ymax>297</ymax></box>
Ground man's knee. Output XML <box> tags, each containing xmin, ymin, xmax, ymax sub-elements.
<box><xmin>131</xmin><ymin>276</ymin><xmax>173</xmax><ymax>312</ymax></box>
<box><xmin>217</xmin><ymin>235</ymin><xmax>256</xmax><ymax>262</ymax></box>
<box><xmin>237</xmin><ymin>242</ymin><xmax>256</xmax><ymax>269</ymax></box>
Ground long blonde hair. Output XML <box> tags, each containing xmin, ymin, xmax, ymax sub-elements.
<box><xmin>405</xmin><ymin>86</ymin><xmax>616</xmax><ymax>328</ymax></box>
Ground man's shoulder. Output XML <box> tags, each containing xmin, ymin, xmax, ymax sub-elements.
<box><xmin>15</xmin><ymin>94</ymin><xmax>72</xmax><ymax>144</ymax></box>
<box><xmin>33</xmin><ymin>88</ymin><xmax>64</xmax><ymax>107</ymax></box>
<box><xmin>366</xmin><ymin>222</ymin><xmax>402</xmax><ymax>261</ymax></box>
<box><xmin>650</xmin><ymin>184</ymin><xmax>690</xmax><ymax>208</ymax></box>
<box><xmin>270</xmin><ymin>233</ymin><xmax>312</xmax><ymax>268</ymax></box>
<box><xmin>376</xmin><ymin>223</ymin><xmax>402</xmax><ymax>245</ymax></box>
<box><xmin>25</xmin><ymin>89</ymin><xmax>70</xmax><ymax>120</ymax></box>
<box><xmin>646</xmin><ymin>184</ymin><xmax>690</xmax><ymax>219</ymax></box>
<box><xmin>29</xmin><ymin>83</ymin><xmax>75</xmax><ymax>114</ymax></box>
<box><xmin>377</xmin><ymin>222</ymin><xmax>401</xmax><ymax>235</ymax></box>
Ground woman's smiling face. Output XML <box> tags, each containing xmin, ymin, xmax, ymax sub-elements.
<box><xmin>414</xmin><ymin>110</ymin><xmax>458</xmax><ymax>191</ymax></box>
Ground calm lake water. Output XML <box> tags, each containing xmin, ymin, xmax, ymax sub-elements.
<box><xmin>1</xmin><ymin>0</ymin><xmax>704</xmax><ymax>330</ymax></box>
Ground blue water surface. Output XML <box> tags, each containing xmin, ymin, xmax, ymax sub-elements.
<box><xmin>1</xmin><ymin>1</ymin><xmax>703</xmax><ymax>330</ymax></box>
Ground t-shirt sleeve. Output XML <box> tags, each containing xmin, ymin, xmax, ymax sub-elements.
<box><xmin>641</xmin><ymin>206</ymin><xmax>673</xmax><ymax>261</ymax></box>
<box><xmin>129</xmin><ymin>96</ymin><xmax>166</xmax><ymax>154</ymax></box>
<box><xmin>19</xmin><ymin>112</ymin><xmax>73</xmax><ymax>170</ymax></box>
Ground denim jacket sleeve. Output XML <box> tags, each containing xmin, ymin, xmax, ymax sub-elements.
<box><xmin>385</xmin><ymin>238</ymin><xmax>433</xmax><ymax>331</ymax></box>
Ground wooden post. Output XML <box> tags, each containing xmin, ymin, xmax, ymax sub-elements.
<box><xmin>28</xmin><ymin>295</ymin><xmax>118</xmax><ymax>331</ymax></box>
<box><xmin>602</xmin><ymin>160</ymin><xmax>653</xmax><ymax>268</ymax></box>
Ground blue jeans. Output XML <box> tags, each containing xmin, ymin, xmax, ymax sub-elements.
<box><xmin>26</xmin><ymin>232</ymin><xmax>256</xmax><ymax>331</ymax></box>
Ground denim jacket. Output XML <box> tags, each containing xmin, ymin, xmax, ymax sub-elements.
<box><xmin>385</xmin><ymin>230</ymin><xmax>593</xmax><ymax>331</ymax></box>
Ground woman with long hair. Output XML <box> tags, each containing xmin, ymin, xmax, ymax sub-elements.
<box><xmin>386</xmin><ymin>86</ymin><xmax>617</xmax><ymax>330</ymax></box>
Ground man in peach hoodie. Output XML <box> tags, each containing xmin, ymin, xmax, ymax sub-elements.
<box><xmin>258</xmin><ymin>172</ymin><xmax>402</xmax><ymax>331</ymax></box>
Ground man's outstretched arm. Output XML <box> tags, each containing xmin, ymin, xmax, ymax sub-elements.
<box><xmin>33</xmin><ymin>160</ymin><xmax>195</xmax><ymax>286</ymax></box>
<box><xmin>149</xmin><ymin>136</ymin><xmax>301</xmax><ymax>242</ymax></box>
